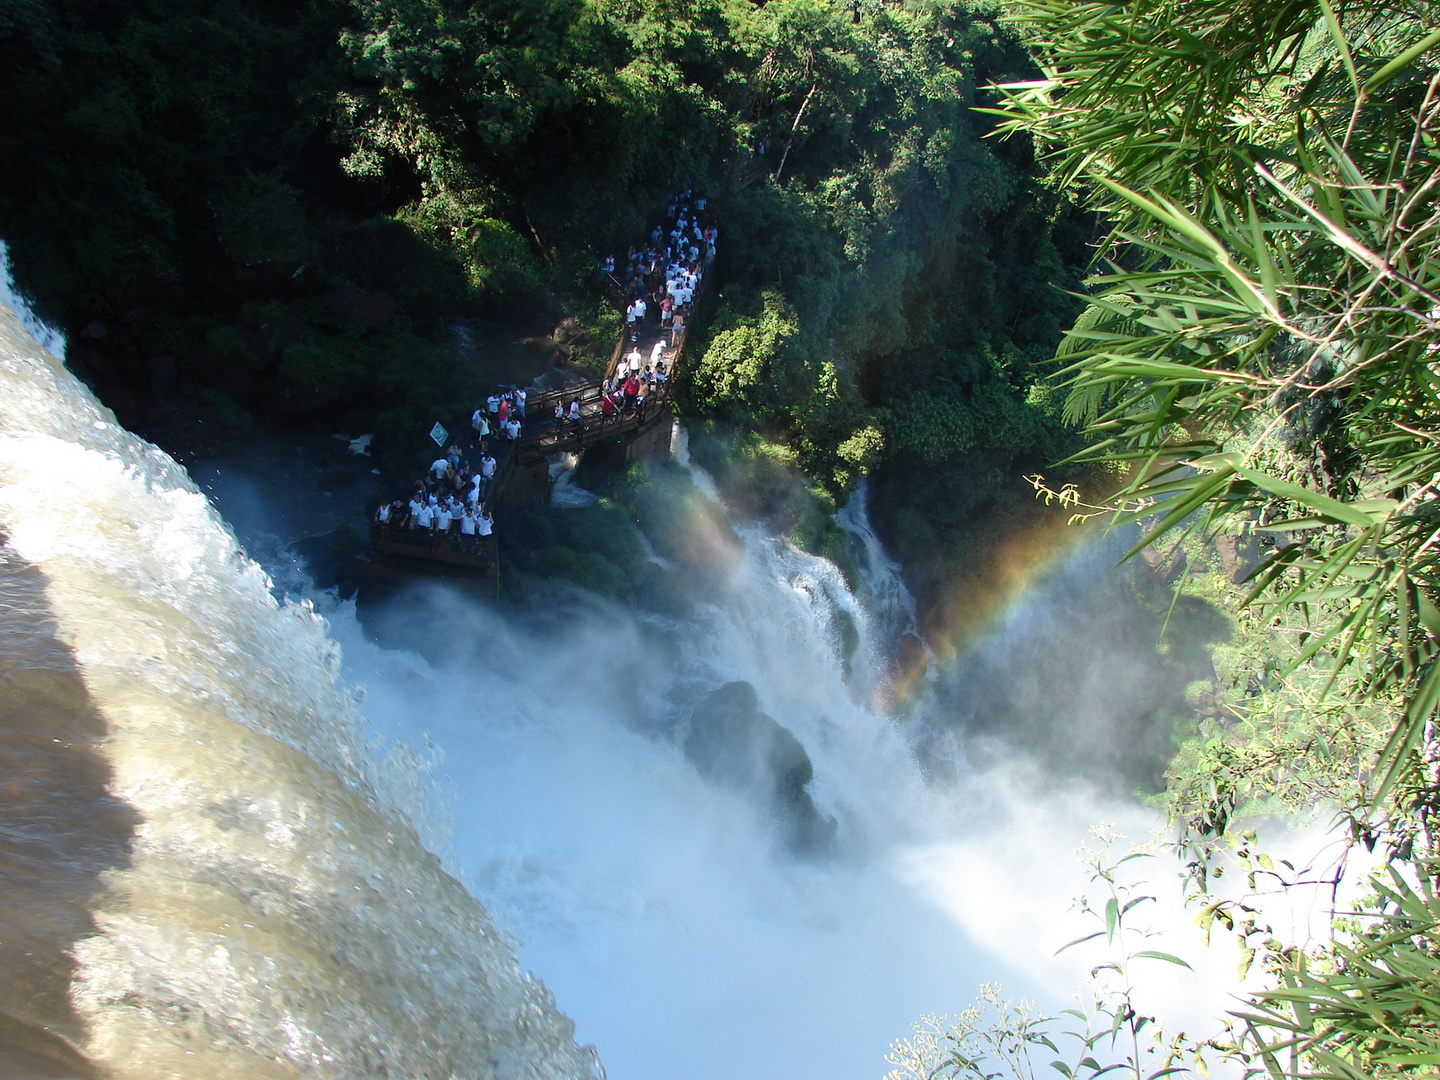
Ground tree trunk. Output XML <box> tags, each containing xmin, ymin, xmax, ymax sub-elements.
<box><xmin>773</xmin><ymin>82</ymin><xmax>817</xmax><ymax>184</ymax></box>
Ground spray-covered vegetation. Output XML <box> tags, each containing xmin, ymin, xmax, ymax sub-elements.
<box><xmin>905</xmin><ymin>2</ymin><xmax>1440</xmax><ymax>1077</ymax></box>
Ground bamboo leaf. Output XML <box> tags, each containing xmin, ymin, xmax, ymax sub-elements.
<box><xmin>1316</xmin><ymin>0</ymin><xmax>1359</xmax><ymax>96</ymax></box>
<box><xmin>1363</xmin><ymin>27</ymin><xmax>1440</xmax><ymax>92</ymax></box>
<box><xmin>1230</xmin><ymin>465</ymin><xmax>1390</xmax><ymax>528</ymax></box>
<box><xmin>1056</xmin><ymin>931</ymin><xmax>1106</xmax><ymax>955</ymax></box>
<box><xmin>1132</xmin><ymin>950</ymin><xmax>1194</xmax><ymax>970</ymax></box>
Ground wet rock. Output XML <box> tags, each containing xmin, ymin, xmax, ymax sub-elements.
<box><xmin>1141</xmin><ymin>543</ymin><xmax>1188</xmax><ymax>584</ymax></box>
<box><xmin>1214</xmin><ymin>532</ymin><xmax>1261</xmax><ymax>584</ymax></box>
<box><xmin>684</xmin><ymin>681</ymin><xmax>836</xmax><ymax>855</ymax></box>
<box><xmin>146</xmin><ymin>354</ymin><xmax>177</xmax><ymax>403</ymax></box>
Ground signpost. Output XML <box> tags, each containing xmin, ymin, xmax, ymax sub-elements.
<box><xmin>429</xmin><ymin>422</ymin><xmax>448</xmax><ymax>447</ymax></box>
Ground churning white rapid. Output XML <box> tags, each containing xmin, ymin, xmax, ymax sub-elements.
<box><xmin>327</xmin><ymin>488</ymin><xmax>1012</xmax><ymax>1080</ymax></box>
<box><xmin>0</xmin><ymin>284</ymin><xmax>600</xmax><ymax>1078</ymax></box>
<box><xmin>0</xmin><ymin>252</ymin><xmax>1257</xmax><ymax>1080</ymax></box>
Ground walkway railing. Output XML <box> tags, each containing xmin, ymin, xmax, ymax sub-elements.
<box><xmin>507</xmin><ymin>379</ymin><xmax>677</xmax><ymax>464</ymax></box>
<box><xmin>367</xmin><ymin>522</ymin><xmax>497</xmax><ymax>568</ymax></box>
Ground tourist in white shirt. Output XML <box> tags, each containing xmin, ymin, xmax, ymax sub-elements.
<box><xmin>476</xmin><ymin>510</ymin><xmax>494</xmax><ymax>536</ymax></box>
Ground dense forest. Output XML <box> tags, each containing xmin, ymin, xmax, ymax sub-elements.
<box><xmin>6</xmin><ymin>0</ymin><xmax>1440</xmax><ymax>1075</ymax></box>
<box><xmin>0</xmin><ymin>0</ymin><xmax>1087</xmax><ymax>612</ymax></box>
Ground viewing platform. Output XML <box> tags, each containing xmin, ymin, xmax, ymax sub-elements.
<box><xmin>359</xmin><ymin>216</ymin><xmax>711</xmax><ymax>579</ymax></box>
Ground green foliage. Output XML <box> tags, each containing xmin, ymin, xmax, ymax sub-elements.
<box><xmin>213</xmin><ymin>172</ymin><xmax>314</xmax><ymax>267</ymax></box>
<box><xmin>537</xmin><ymin>545</ymin><xmax>631</xmax><ymax>600</ymax></box>
<box><xmin>896</xmin><ymin>831</ymin><xmax>1440</xmax><ymax>1080</ymax></box>
<box><xmin>887</xmin><ymin>834</ymin><xmax>1209</xmax><ymax>1080</ymax></box>
<box><xmin>699</xmin><ymin>1</ymin><xmax>1086</xmax><ymax>534</ymax></box>
<box><xmin>395</xmin><ymin>201</ymin><xmax>547</xmax><ymax>303</ymax></box>
<box><xmin>993</xmin><ymin>0</ymin><xmax>1440</xmax><ymax>805</ymax></box>
<box><xmin>1236</xmin><ymin>865</ymin><xmax>1440</xmax><ymax>1080</ymax></box>
<box><xmin>0</xmin><ymin>0</ymin><xmax>1081</xmax><ymax>529</ymax></box>
<box><xmin>885</xmin><ymin>389</ymin><xmax>980</xmax><ymax>464</ymax></box>
<box><xmin>687</xmin><ymin>290</ymin><xmax>800</xmax><ymax>420</ymax></box>
<box><xmin>885</xmin><ymin>989</ymin><xmax>1059</xmax><ymax>1080</ymax></box>
<box><xmin>976</xmin><ymin>3</ymin><xmax>1440</xmax><ymax>1078</ymax></box>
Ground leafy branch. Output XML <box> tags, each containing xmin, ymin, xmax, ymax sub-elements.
<box><xmin>887</xmin><ymin>830</ymin><xmax>1216</xmax><ymax>1080</ymax></box>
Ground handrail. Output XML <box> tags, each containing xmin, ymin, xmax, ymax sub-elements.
<box><xmin>509</xmin><ymin>379</ymin><xmax>674</xmax><ymax>463</ymax></box>
<box><xmin>368</xmin><ymin>520</ymin><xmax>496</xmax><ymax>566</ymax></box>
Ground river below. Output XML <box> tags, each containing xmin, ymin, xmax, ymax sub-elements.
<box><xmin>187</xmin><ymin>419</ymin><xmax>1192</xmax><ymax>1080</ymax></box>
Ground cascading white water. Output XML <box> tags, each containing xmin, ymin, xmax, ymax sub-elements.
<box><xmin>327</xmin><ymin>440</ymin><xmax>1187</xmax><ymax>1080</ymax></box>
<box><xmin>329</xmin><ymin>523</ymin><xmax>999</xmax><ymax>1080</ymax></box>
<box><xmin>548</xmin><ymin>453</ymin><xmax>598</xmax><ymax>509</ymax></box>
<box><xmin>837</xmin><ymin>480</ymin><xmax>923</xmax><ymax>663</ymax></box>
<box><xmin>0</xmin><ymin>276</ymin><xmax>599</xmax><ymax>1078</ymax></box>
<box><xmin>0</xmin><ymin>248</ymin><xmax>1256</xmax><ymax>1080</ymax></box>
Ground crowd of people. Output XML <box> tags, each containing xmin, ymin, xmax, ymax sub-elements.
<box><xmin>371</xmin><ymin>189</ymin><xmax>716</xmax><ymax>559</ymax></box>
<box><xmin>471</xmin><ymin>387</ymin><xmax>527</xmax><ymax>445</ymax></box>
<box><xmin>601</xmin><ymin>187</ymin><xmax>714</xmax><ymax>419</ymax></box>
<box><xmin>612</xmin><ymin>187</ymin><xmax>715</xmax><ymax>345</ymax></box>
<box><xmin>372</xmin><ymin>436</ymin><xmax>499</xmax><ymax>555</ymax></box>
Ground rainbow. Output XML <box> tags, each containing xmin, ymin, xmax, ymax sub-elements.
<box><xmin>884</xmin><ymin>511</ymin><xmax>1111</xmax><ymax>708</ymax></box>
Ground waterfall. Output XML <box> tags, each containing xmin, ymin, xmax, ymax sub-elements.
<box><xmin>0</xmin><ymin>250</ymin><xmax>1238</xmax><ymax>1080</ymax></box>
<box><xmin>838</xmin><ymin>481</ymin><xmax>923</xmax><ymax>664</ymax></box>
<box><xmin>549</xmin><ymin>452</ymin><xmax>598</xmax><ymax>508</ymax></box>
<box><xmin>0</xmin><ymin>288</ymin><xmax>599</xmax><ymax>1078</ymax></box>
<box><xmin>327</xmin><ymin>432</ymin><xmax>1258</xmax><ymax>1078</ymax></box>
<box><xmin>330</xmin><ymin>439</ymin><xmax>1046</xmax><ymax>1080</ymax></box>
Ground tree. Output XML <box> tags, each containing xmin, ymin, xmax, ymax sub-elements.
<box><xmin>973</xmin><ymin>3</ymin><xmax>1440</xmax><ymax>1076</ymax></box>
<box><xmin>993</xmin><ymin>0</ymin><xmax>1440</xmax><ymax>818</ymax></box>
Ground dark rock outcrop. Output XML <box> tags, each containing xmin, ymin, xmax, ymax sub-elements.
<box><xmin>684</xmin><ymin>681</ymin><xmax>836</xmax><ymax>855</ymax></box>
